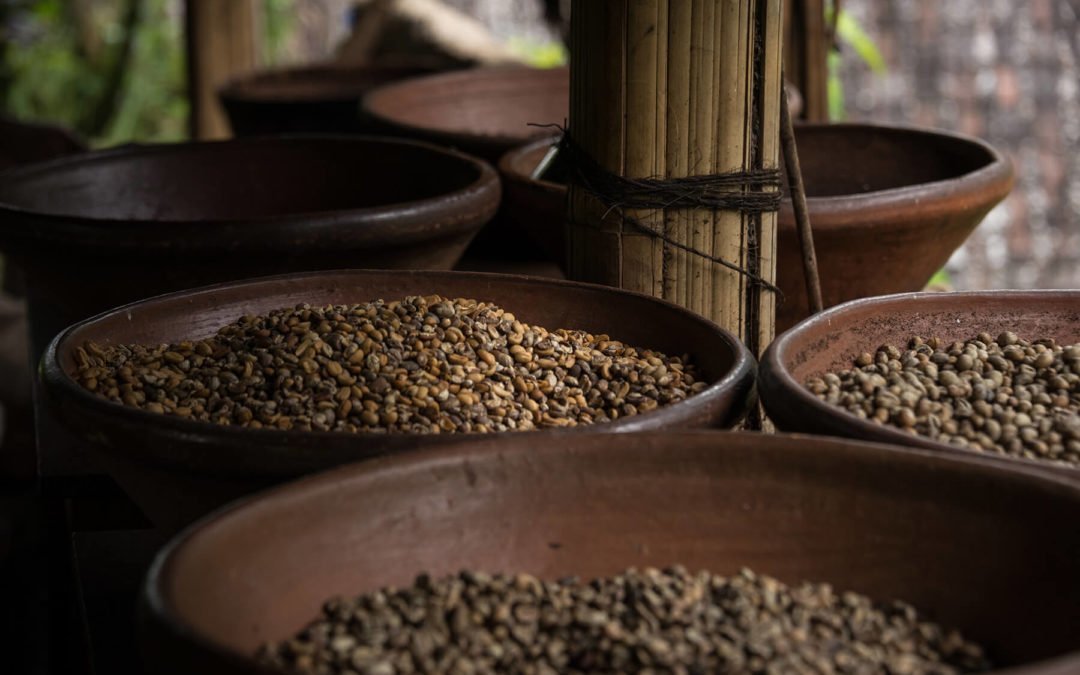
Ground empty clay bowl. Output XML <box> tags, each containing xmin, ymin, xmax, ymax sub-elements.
<box><xmin>759</xmin><ymin>290</ymin><xmax>1080</xmax><ymax>480</ymax></box>
<box><xmin>0</xmin><ymin>136</ymin><xmax>498</xmax><ymax>482</ymax></box>
<box><xmin>141</xmin><ymin>431</ymin><xmax>1080</xmax><ymax>674</ymax></box>
<box><xmin>362</xmin><ymin>66</ymin><xmax>569</xmax><ymax>162</ymax></box>
<box><xmin>498</xmin><ymin>123</ymin><xmax>1014</xmax><ymax>331</ymax></box>
<box><xmin>774</xmin><ymin>123</ymin><xmax>1014</xmax><ymax>330</ymax></box>
<box><xmin>218</xmin><ymin>63</ymin><xmax>440</xmax><ymax>137</ymax></box>
<box><xmin>42</xmin><ymin>270</ymin><xmax>755</xmax><ymax>532</ymax></box>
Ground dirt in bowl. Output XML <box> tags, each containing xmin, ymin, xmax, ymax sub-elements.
<box><xmin>806</xmin><ymin>332</ymin><xmax>1080</xmax><ymax>467</ymax></box>
<box><xmin>258</xmin><ymin>567</ymin><xmax>991</xmax><ymax>675</ymax></box>
<box><xmin>72</xmin><ymin>296</ymin><xmax>705</xmax><ymax>433</ymax></box>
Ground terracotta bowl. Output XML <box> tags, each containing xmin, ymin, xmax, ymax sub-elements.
<box><xmin>42</xmin><ymin>270</ymin><xmax>755</xmax><ymax>532</ymax></box>
<box><xmin>0</xmin><ymin>136</ymin><xmax>498</xmax><ymax>482</ymax></box>
<box><xmin>218</xmin><ymin>63</ymin><xmax>441</xmax><ymax>137</ymax></box>
<box><xmin>141</xmin><ymin>431</ymin><xmax>1080</xmax><ymax>674</ymax></box>
<box><xmin>0</xmin><ymin>114</ymin><xmax>86</xmax><ymax>171</ymax></box>
<box><xmin>363</xmin><ymin>65</ymin><xmax>569</xmax><ymax>263</ymax></box>
<box><xmin>362</xmin><ymin>65</ymin><xmax>569</xmax><ymax>163</ymax></box>
<box><xmin>498</xmin><ymin>123</ymin><xmax>1014</xmax><ymax>331</ymax></box>
<box><xmin>759</xmin><ymin>290</ymin><xmax>1080</xmax><ymax>481</ymax></box>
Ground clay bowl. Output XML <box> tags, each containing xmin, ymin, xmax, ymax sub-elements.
<box><xmin>42</xmin><ymin>269</ymin><xmax>755</xmax><ymax>532</ymax></box>
<box><xmin>774</xmin><ymin>123</ymin><xmax>1014</xmax><ymax>330</ymax></box>
<box><xmin>363</xmin><ymin>65</ymin><xmax>568</xmax><ymax>262</ymax></box>
<box><xmin>218</xmin><ymin>63</ymin><xmax>440</xmax><ymax>137</ymax></box>
<box><xmin>141</xmin><ymin>431</ymin><xmax>1080</xmax><ymax>674</ymax></box>
<box><xmin>498</xmin><ymin>123</ymin><xmax>1014</xmax><ymax>330</ymax></box>
<box><xmin>759</xmin><ymin>290</ymin><xmax>1080</xmax><ymax>481</ymax></box>
<box><xmin>0</xmin><ymin>114</ymin><xmax>86</xmax><ymax>171</ymax></box>
<box><xmin>497</xmin><ymin>136</ymin><xmax>567</xmax><ymax>264</ymax></box>
<box><xmin>0</xmin><ymin>136</ymin><xmax>498</xmax><ymax>482</ymax></box>
<box><xmin>362</xmin><ymin>65</ymin><xmax>568</xmax><ymax>163</ymax></box>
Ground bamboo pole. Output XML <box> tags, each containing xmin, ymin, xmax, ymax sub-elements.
<box><xmin>568</xmin><ymin>0</ymin><xmax>785</xmax><ymax>354</ymax></box>
<box><xmin>783</xmin><ymin>0</ymin><xmax>829</xmax><ymax>121</ymax></box>
<box><xmin>186</xmin><ymin>0</ymin><xmax>260</xmax><ymax>140</ymax></box>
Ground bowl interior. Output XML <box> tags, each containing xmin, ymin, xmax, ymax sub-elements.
<box><xmin>781</xmin><ymin>292</ymin><xmax>1080</xmax><ymax>384</ymax></box>
<box><xmin>0</xmin><ymin>138</ymin><xmax>482</xmax><ymax>222</ymax></box>
<box><xmin>56</xmin><ymin>271</ymin><xmax>739</xmax><ymax>398</ymax></box>
<box><xmin>365</xmin><ymin>67</ymin><xmax>569</xmax><ymax>141</ymax></box>
<box><xmin>151</xmin><ymin>432</ymin><xmax>1080</xmax><ymax>671</ymax></box>
<box><xmin>792</xmin><ymin>124</ymin><xmax>998</xmax><ymax>197</ymax></box>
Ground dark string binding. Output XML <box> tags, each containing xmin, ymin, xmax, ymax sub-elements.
<box><xmin>532</xmin><ymin>124</ymin><xmax>784</xmax><ymax>298</ymax></box>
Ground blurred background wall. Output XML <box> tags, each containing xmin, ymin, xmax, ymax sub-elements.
<box><xmin>838</xmin><ymin>0</ymin><xmax>1080</xmax><ymax>291</ymax></box>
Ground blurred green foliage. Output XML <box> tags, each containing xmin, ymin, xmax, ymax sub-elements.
<box><xmin>3</xmin><ymin>0</ymin><xmax>186</xmax><ymax>146</ymax></box>
<box><xmin>506</xmin><ymin>37</ymin><xmax>567</xmax><ymax>68</ymax></box>
<box><xmin>2</xmin><ymin>0</ymin><xmax>295</xmax><ymax>147</ymax></box>
<box><xmin>826</xmin><ymin>2</ymin><xmax>886</xmax><ymax>121</ymax></box>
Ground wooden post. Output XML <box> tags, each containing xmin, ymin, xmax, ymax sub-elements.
<box><xmin>568</xmin><ymin>0</ymin><xmax>785</xmax><ymax>356</ymax></box>
<box><xmin>185</xmin><ymin>0</ymin><xmax>260</xmax><ymax>140</ymax></box>
<box><xmin>784</xmin><ymin>0</ymin><xmax>829</xmax><ymax>121</ymax></box>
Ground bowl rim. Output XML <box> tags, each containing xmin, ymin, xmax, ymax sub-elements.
<box><xmin>0</xmin><ymin>135</ymin><xmax>499</xmax><ymax>250</ymax></box>
<box><xmin>217</xmin><ymin>63</ymin><xmax>441</xmax><ymax>104</ymax></box>
<box><xmin>141</xmin><ymin>429</ymin><xmax>1080</xmax><ymax>675</ymax></box>
<box><xmin>498</xmin><ymin>121</ymin><xmax>1016</xmax><ymax>227</ymax></box>
<box><xmin>362</xmin><ymin>65</ymin><xmax>569</xmax><ymax>148</ymax></box>
<box><xmin>42</xmin><ymin>268</ymin><xmax>756</xmax><ymax>477</ymax></box>
<box><xmin>778</xmin><ymin>121</ymin><xmax>1015</xmax><ymax>219</ymax></box>
<box><xmin>760</xmin><ymin>289</ymin><xmax>1080</xmax><ymax>478</ymax></box>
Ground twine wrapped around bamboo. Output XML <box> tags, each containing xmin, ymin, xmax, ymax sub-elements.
<box><xmin>567</xmin><ymin>0</ymin><xmax>784</xmax><ymax>357</ymax></box>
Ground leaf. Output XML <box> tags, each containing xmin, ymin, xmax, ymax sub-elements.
<box><xmin>927</xmin><ymin>268</ymin><xmax>953</xmax><ymax>289</ymax></box>
<box><xmin>835</xmin><ymin>10</ymin><xmax>886</xmax><ymax>74</ymax></box>
<box><xmin>506</xmin><ymin>37</ymin><xmax>568</xmax><ymax>69</ymax></box>
<box><xmin>827</xmin><ymin>52</ymin><xmax>845</xmax><ymax>121</ymax></box>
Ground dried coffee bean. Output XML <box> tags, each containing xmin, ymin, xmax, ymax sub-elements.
<box><xmin>806</xmin><ymin>333</ymin><xmax>1080</xmax><ymax>467</ymax></box>
<box><xmin>258</xmin><ymin>567</ymin><xmax>990</xmax><ymax>675</ymax></box>
<box><xmin>74</xmin><ymin>297</ymin><xmax>706</xmax><ymax>434</ymax></box>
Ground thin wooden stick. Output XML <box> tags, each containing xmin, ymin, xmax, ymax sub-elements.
<box><xmin>780</xmin><ymin>76</ymin><xmax>824</xmax><ymax>314</ymax></box>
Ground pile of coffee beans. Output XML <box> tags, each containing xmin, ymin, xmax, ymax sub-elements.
<box><xmin>258</xmin><ymin>567</ymin><xmax>990</xmax><ymax>674</ymax></box>
<box><xmin>806</xmin><ymin>332</ymin><xmax>1080</xmax><ymax>466</ymax></box>
<box><xmin>73</xmin><ymin>297</ymin><xmax>705</xmax><ymax>433</ymax></box>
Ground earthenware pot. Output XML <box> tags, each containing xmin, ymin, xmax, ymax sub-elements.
<box><xmin>43</xmin><ymin>270</ymin><xmax>755</xmax><ymax>531</ymax></box>
<box><xmin>759</xmin><ymin>290</ymin><xmax>1079</xmax><ymax>480</ymax></box>
<box><xmin>141</xmin><ymin>431</ymin><xmax>1080</xmax><ymax>674</ymax></box>
<box><xmin>0</xmin><ymin>136</ymin><xmax>498</xmax><ymax>481</ymax></box>
<box><xmin>498</xmin><ymin>123</ymin><xmax>1014</xmax><ymax>331</ymax></box>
